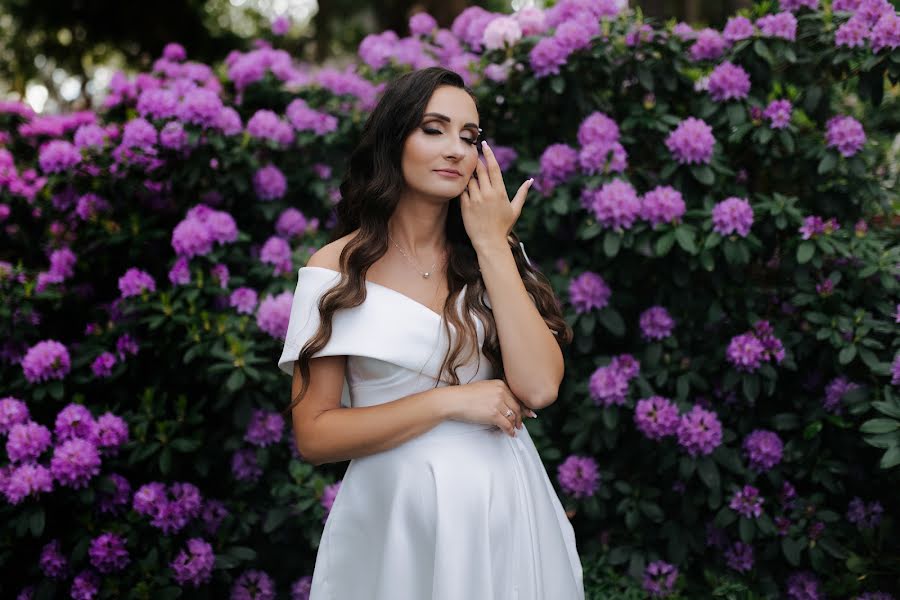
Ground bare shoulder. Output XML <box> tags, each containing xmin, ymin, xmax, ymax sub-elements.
<box><xmin>306</xmin><ymin>230</ymin><xmax>360</xmax><ymax>272</ymax></box>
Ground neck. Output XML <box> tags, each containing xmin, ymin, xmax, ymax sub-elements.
<box><xmin>387</xmin><ymin>194</ymin><xmax>449</xmax><ymax>258</ymax></box>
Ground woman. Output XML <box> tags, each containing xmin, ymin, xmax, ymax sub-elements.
<box><xmin>277</xmin><ymin>66</ymin><xmax>583</xmax><ymax>600</ymax></box>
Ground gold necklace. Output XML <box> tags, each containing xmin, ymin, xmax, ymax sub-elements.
<box><xmin>388</xmin><ymin>232</ymin><xmax>442</xmax><ymax>279</ymax></box>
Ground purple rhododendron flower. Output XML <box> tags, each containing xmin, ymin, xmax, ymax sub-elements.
<box><xmin>557</xmin><ymin>455</ymin><xmax>600</xmax><ymax>498</ymax></box>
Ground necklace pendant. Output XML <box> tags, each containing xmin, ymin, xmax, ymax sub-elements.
<box><xmin>422</xmin><ymin>272</ymin><xmax>430</xmax><ymax>278</ymax></box>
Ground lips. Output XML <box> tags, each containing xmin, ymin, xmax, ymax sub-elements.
<box><xmin>434</xmin><ymin>169</ymin><xmax>461</xmax><ymax>176</ymax></box>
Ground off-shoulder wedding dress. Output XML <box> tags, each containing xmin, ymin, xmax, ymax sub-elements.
<box><xmin>277</xmin><ymin>265</ymin><xmax>584</xmax><ymax>600</ymax></box>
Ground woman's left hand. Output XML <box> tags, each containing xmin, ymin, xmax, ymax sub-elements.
<box><xmin>460</xmin><ymin>140</ymin><xmax>533</xmax><ymax>250</ymax></box>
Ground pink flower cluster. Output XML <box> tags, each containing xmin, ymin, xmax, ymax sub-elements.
<box><xmin>557</xmin><ymin>454</ymin><xmax>600</xmax><ymax>498</ymax></box>
<box><xmin>726</xmin><ymin>320</ymin><xmax>785</xmax><ymax>372</ymax></box>
<box><xmin>589</xmin><ymin>354</ymin><xmax>640</xmax><ymax>407</ymax></box>
<box><xmin>171</xmin><ymin>203</ymin><xmax>239</xmax><ymax>258</ymax></box>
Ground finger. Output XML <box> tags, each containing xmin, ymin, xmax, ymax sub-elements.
<box><xmin>480</xmin><ymin>141</ymin><xmax>503</xmax><ymax>189</ymax></box>
<box><xmin>510</xmin><ymin>179</ymin><xmax>533</xmax><ymax>220</ymax></box>
<box><xmin>466</xmin><ymin>173</ymin><xmax>483</xmax><ymax>203</ymax></box>
<box><xmin>496</xmin><ymin>407</ymin><xmax>517</xmax><ymax>437</ymax></box>
<box><xmin>474</xmin><ymin>154</ymin><xmax>491</xmax><ymax>189</ymax></box>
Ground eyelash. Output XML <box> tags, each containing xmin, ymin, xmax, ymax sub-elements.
<box><xmin>422</xmin><ymin>127</ymin><xmax>479</xmax><ymax>146</ymax></box>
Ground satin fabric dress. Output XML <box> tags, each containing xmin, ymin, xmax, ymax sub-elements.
<box><xmin>277</xmin><ymin>265</ymin><xmax>585</xmax><ymax>600</ymax></box>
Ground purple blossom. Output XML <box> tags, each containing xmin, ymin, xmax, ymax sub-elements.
<box><xmin>538</xmin><ymin>143</ymin><xmax>579</xmax><ymax>188</ymax></box>
<box><xmin>847</xmin><ymin>497</ymin><xmax>884</xmax><ymax>529</ymax></box>
<box><xmin>168</xmin><ymin>256</ymin><xmax>191</xmax><ymax>285</ymax></box>
<box><xmin>757</xmin><ymin>12</ymin><xmax>798</xmax><ymax>40</ymax></box>
<box><xmin>641</xmin><ymin>185</ymin><xmax>686</xmax><ymax>227</ymax></box>
<box><xmin>231</xmin><ymin>569</ymin><xmax>275</xmax><ymax>600</ymax></box>
<box><xmin>163</xmin><ymin>42</ymin><xmax>186</xmax><ymax>61</ymax></box>
<box><xmin>94</xmin><ymin>412</ymin><xmax>129</xmax><ymax>451</ymax></box>
<box><xmin>91</xmin><ymin>352</ymin><xmax>117</xmax><ymax>378</ymax></box>
<box><xmin>588</xmin><ymin>365</ymin><xmax>629</xmax><ymax>406</ymax></box>
<box><xmin>54</xmin><ymin>403</ymin><xmax>97</xmax><ymax>442</ymax></box>
<box><xmin>743</xmin><ymin>429</ymin><xmax>784</xmax><ymax>471</ymax></box>
<box><xmin>38</xmin><ymin>140</ymin><xmax>82</xmax><ymax>173</ymax></box>
<box><xmin>73</xmin><ymin>124</ymin><xmax>107</xmax><ymax>150</ymax></box>
<box><xmin>892</xmin><ymin>353</ymin><xmax>900</xmax><ymax>386</ymax></box>
<box><xmin>50</xmin><ymin>438</ymin><xmax>101</xmax><ymax>489</ymax></box>
<box><xmin>21</xmin><ymin>340</ymin><xmax>71</xmax><ymax>383</ymax></box>
<box><xmin>245</xmin><ymin>409</ymin><xmax>285</xmax><ymax>447</ymax></box>
<box><xmin>0</xmin><ymin>397</ymin><xmax>29</xmax><ymax>434</ymax></box>
<box><xmin>568</xmin><ymin>271</ymin><xmax>611</xmax><ymax>313</ymax></box>
<box><xmin>121</xmin><ymin>118</ymin><xmax>158</xmax><ymax>149</ymax></box>
<box><xmin>577</xmin><ymin>111</ymin><xmax>620</xmax><ymax>147</ymax></box>
<box><xmin>321</xmin><ymin>480</ymin><xmax>341</xmax><ymax>520</ymax></box>
<box><xmin>137</xmin><ymin>89</ymin><xmax>178</xmax><ymax>120</ymax></box>
<box><xmin>764</xmin><ymin>99</ymin><xmax>793</xmax><ymax>129</ymax></box>
<box><xmin>271</xmin><ymin>15</ymin><xmax>291</xmax><ymax>36</ymax></box>
<box><xmin>823</xmin><ymin>376</ymin><xmax>860</xmax><ymax>413</ymax></box>
<box><xmin>835</xmin><ymin>15</ymin><xmax>871</xmax><ymax>48</ymax></box>
<box><xmin>247</xmin><ymin>109</ymin><xmax>294</xmax><ymax>145</ymax></box>
<box><xmin>409</xmin><ymin>12</ymin><xmax>438</xmax><ymax>36</ymax></box>
<box><xmin>232</xmin><ymin>448</ymin><xmax>263</xmax><ymax>482</ymax></box>
<box><xmin>642</xmin><ymin>560</ymin><xmax>678</xmax><ymax>598</ymax></box>
<box><xmin>3</xmin><ymin>463</ymin><xmax>54</xmax><ymax>504</ymax></box>
<box><xmin>256</xmin><ymin>291</ymin><xmax>293</xmax><ymax>340</ymax></box>
<box><xmin>634</xmin><ymin>396</ymin><xmax>680</xmax><ymax>440</ymax></box>
<box><xmin>118</xmin><ymin>267</ymin><xmax>156</xmax><ymax>298</ymax></box>
<box><xmin>528</xmin><ymin>37</ymin><xmax>569</xmax><ymax>77</ymax></box>
<box><xmin>726</xmin><ymin>333</ymin><xmax>767</xmax><ymax>371</ymax></box>
<box><xmin>786</xmin><ymin>571</ymin><xmax>822</xmax><ymax>600</ymax></box>
<box><xmin>871</xmin><ymin>12</ymin><xmax>900</xmax><ymax>52</ymax></box>
<box><xmin>665</xmin><ymin>117</ymin><xmax>716</xmax><ymax>165</ymax></box>
<box><xmin>75</xmin><ymin>193</ymin><xmax>110</xmax><ymax>220</ymax></box>
<box><xmin>88</xmin><ymin>532</ymin><xmax>130</xmax><ymax>573</ymax></box>
<box><xmin>712</xmin><ymin>197</ymin><xmax>754</xmax><ymax>237</ymax></box>
<box><xmin>483</xmin><ymin>16</ymin><xmax>523</xmax><ymax>51</ymax></box>
<box><xmin>707</xmin><ymin>62</ymin><xmax>751</xmax><ymax>102</ymax></box>
<box><xmin>585</xmin><ymin>179</ymin><xmax>642</xmax><ymax>230</ymax></box>
<box><xmin>70</xmin><ymin>570</ymin><xmax>100</xmax><ymax>600</ymax></box>
<box><xmin>730</xmin><ymin>484</ymin><xmax>764</xmax><ymax>518</ymax></box>
<box><xmin>276</xmin><ymin>208</ymin><xmax>310</xmax><ymax>238</ymax></box>
<box><xmin>557</xmin><ymin>455</ymin><xmax>600</xmax><ymax>498</ymax></box>
<box><xmin>260</xmin><ymin>236</ymin><xmax>293</xmax><ymax>276</ymax></box>
<box><xmin>40</xmin><ymin>539</ymin><xmax>69</xmax><ymax>579</ymax></box>
<box><xmin>254</xmin><ymin>164</ymin><xmax>288</xmax><ymax>200</ymax></box>
<box><xmin>159</xmin><ymin>121</ymin><xmax>188</xmax><ymax>150</ymax></box>
<box><xmin>171</xmin><ymin>538</ymin><xmax>216</xmax><ymax>588</ymax></box>
<box><xmin>578</xmin><ymin>140</ymin><xmax>627</xmax><ymax>175</ymax></box>
<box><xmin>177</xmin><ymin>88</ymin><xmax>224</xmax><ymax>128</ymax></box>
<box><xmin>291</xmin><ymin>575</ymin><xmax>313</xmax><ymax>600</ymax></box>
<box><xmin>799</xmin><ymin>215</ymin><xmax>840</xmax><ymax>239</ymax></box>
<box><xmin>230</xmin><ymin>287</ymin><xmax>258</xmax><ymax>314</ymax></box>
<box><xmin>116</xmin><ymin>334</ymin><xmax>139</xmax><ymax>360</ymax></box>
<box><xmin>676</xmin><ymin>405</ymin><xmax>723</xmax><ymax>456</ymax></box>
<box><xmin>690</xmin><ymin>28</ymin><xmax>729</xmax><ymax>60</ymax></box>
<box><xmin>723</xmin><ymin>16</ymin><xmax>755</xmax><ymax>41</ymax></box>
<box><xmin>725</xmin><ymin>541</ymin><xmax>754</xmax><ymax>572</ymax></box>
<box><xmin>6</xmin><ymin>421</ymin><xmax>53</xmax><ymax>462</ymax></box>
<box><xmin>826</xmin><ymin>115</ymin><xmax>866</xmax><ymax>157</ymax></box>
<box><xmin>639</xmin><ymin>306</ymin><xmax>675</xmax><ymax>340</ymax></box>
<box><xmin>98</xmin><ymin>473</ymin><xmax>132</xmax><ymax>514</ymax></box>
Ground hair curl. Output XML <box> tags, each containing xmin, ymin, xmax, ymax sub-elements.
<box><xmin>284</xmin><ymin>66</ymin><xmax>572</xmax><ymax>416</ymax></box>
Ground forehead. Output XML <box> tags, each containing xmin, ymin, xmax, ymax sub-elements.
<box><xmin>423</xmin><ymin>86</ymin><xmax>478</xmax><ymax>124</ymax></box>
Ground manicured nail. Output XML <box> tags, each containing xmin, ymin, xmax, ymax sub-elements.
<box><xmin>529</xmin><ymin>410</ymin><xmax>538</xmax><ymax>418</ymax></box>
<box><xmin>482</xmin><ymin>140</ymin><xmax>488</xmax><ymax>148</ymax></box>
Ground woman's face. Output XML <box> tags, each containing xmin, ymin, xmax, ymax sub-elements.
<box><xmin>401</xmin><ymin>85</ymin><xmax>481</xmax><ymax>201</ymax></box>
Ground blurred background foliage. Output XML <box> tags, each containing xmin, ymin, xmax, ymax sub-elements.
<box><xmin>0</xmin><ymin>0</ymin><xmax>771</xmax><ymax>113</ymax></box>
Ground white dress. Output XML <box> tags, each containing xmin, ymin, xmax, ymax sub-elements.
<box><xmin>277</xmin><ymin>265</ymin><xmax>585</xmax><ymax>600</ymax></box>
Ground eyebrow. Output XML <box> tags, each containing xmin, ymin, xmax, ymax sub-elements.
<box><xmin>422</xmin><ymin>112</ymin><xmax>481</xmax><ymax>132</ymax></box>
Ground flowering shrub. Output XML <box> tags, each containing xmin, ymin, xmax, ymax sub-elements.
<box><xmin>1</xmin><ymin>0</ymin><xmax>899</xmax><ymax>598</ymax></box>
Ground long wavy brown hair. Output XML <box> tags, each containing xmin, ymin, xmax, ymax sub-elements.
<box><xmin>284</xmin><ymin>66</ymin><xmax>573</xmax><ymax>415</ymax></box>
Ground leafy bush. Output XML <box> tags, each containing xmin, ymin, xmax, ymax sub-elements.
<box><xmin>1</xmin><ymin>1</ymin><xmax>899</xmax><ymax>598</ymax></box>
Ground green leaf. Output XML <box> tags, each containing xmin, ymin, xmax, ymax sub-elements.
<box><xmin>782</xmin><ymin>537</ymin><xmax>804</xmax><ymax>566</ymax></box>
<box><xmin>170</xmin><ymin>438</ymin><xmax>202</xmax><ymax>453</ymax></box>
<box><xmin>839</xmin><ymin>345</ymin><xmax>857</xmax><ymax>365</ymax></box>
<box><xmin>30</xmin><ymin>508</ymin><xmax>45</xmax><ymax>537</ymax></box>
<box><xmin>228</xmin><ymin>546</ymin><xmax>258</xmax><ymax>561</ymax></box>
<box><xmin>674</xmin><ymin>227</ymin><xmax>697</xmax><ymax>253</ymax></box>
<box><xmin>880</xmin><ymin>446</ymin><xmax>900</xmax><ymax>469</ymax></box>
<box><xmin>598</xmin><ymin>308</ymin><xmax>625</xmax><ymax>337</ymax></box>
<box><xmin>739</xmin><ymin>516</ymin><xmax>755</xmax><ymax>542</ymax></box>
<box><xmin>655</xmin><ymin>232</ymin><xmax>676</xmax><ymax>256</ymax></box>
<box><xmin>159</xmin><ymin>447</ymin><xmax>173</xmax><ymax>475</ymax></box>
<box><xmin>603</xmin><ymin>231</ymin><xmax>621</xmax><ymax>257</ymax></box>
<box><xmin>860</xmin><ymin>419</ymin><xmax>900</xmax><ymax>434</ymax></box>
<box><xmin>690</xmin><ymin>165</ymin><xmax>715</xmax><ymax>186</ymax></box>
<box><xmin>803</xmin><ymin>421</ymin><xmax>823</xmax><ymax>439</ymax></box>
<box><xmin>818</xmin><ymin>152</ymin><xmax>837</xmax><ymax>175</ymax></box>
<box><xmin>696</xmin><ymin>457</ymin><xmax>720</xmax><ymax>491</ymax></box>
<box><xmin>797</xmin><ymin>242</ymin><xmax>815</xmax><ymax>264</ymax></box>
<box><xmin>550</xmin><ymin>76</ymin><xmax>565</xmax><ymax>94</ymax></box>
<box><xmin>226</xmin><ymin>369</ymin><xmax>246</xmax><ymax>392</ymax></box>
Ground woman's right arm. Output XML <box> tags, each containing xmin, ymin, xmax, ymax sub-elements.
<box><xmin>290</xmin><ymin>358</ymin><xmax>526</xmax><ymax>466</ymax></box>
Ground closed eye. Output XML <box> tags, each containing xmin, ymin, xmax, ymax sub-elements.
<box><xmin>423</xmin><ymin>127</ymin><xmax>479</xmax><ymax>146</ymax></box>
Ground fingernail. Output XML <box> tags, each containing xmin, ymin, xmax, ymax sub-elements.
<box><xmin>529</xmin><ymin>410</ymin><xmax>538</xmax><ymax>418</ymax></box>
<box><xmin>482</xmin><ymin>140</ymin><xmax>488</xmax><ymax>148</ymax></box>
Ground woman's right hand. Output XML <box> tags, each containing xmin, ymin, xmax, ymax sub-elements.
<box><xmin>445</xmin><ymin>379</ymin><xmax>536</xmax><ymax>437</ymax></box>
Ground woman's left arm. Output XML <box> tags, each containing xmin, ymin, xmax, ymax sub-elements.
<box><xmin>474</xmin><ymin>240</ymin><xmax>564</xmax><ymax>411</ymax></box>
